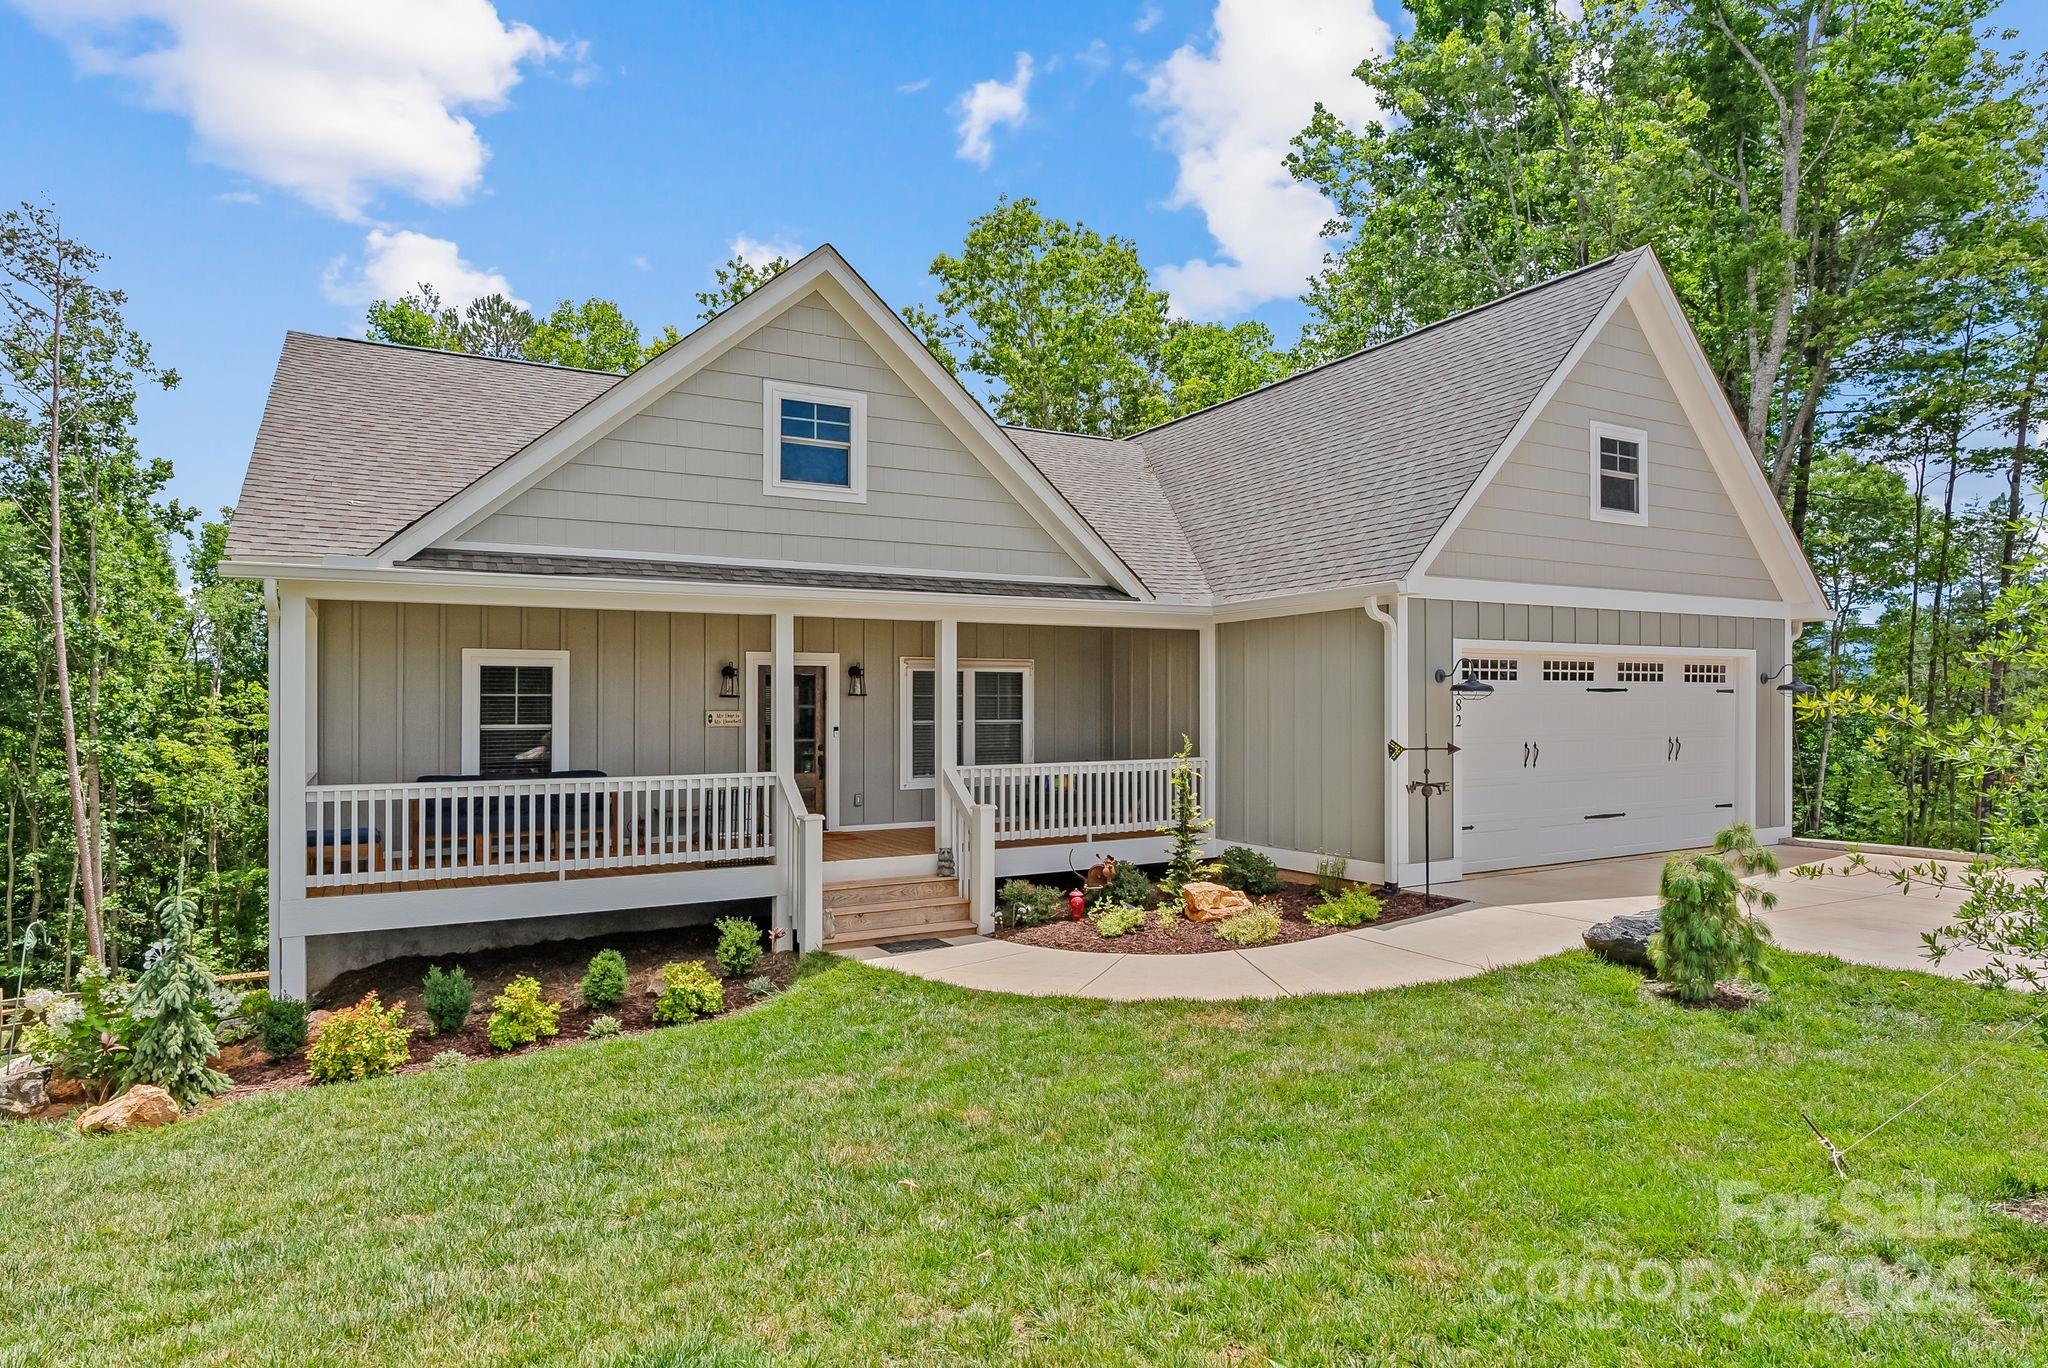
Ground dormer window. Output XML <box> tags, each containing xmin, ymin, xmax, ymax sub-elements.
<box><xmin>763</xmin><ymin>380</ymin><xmax>867</xmax><ymax>502</ymax></box>
<box><xmin>1589</xmin><ymin>421</ymin><xmax>1648</xmax><ymax>525</ymax></box>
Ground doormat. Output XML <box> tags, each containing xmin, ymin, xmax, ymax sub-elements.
<box><xmin>877</xmin><ymin>938</ymin><xmax>954</xmax><ymax>954</ymax></box>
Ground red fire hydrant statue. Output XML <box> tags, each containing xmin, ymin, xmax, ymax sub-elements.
<box><xmin>1067</xmin><ymin>888</ymin><xmax>1086</xmax><ymax>921</ymax></box>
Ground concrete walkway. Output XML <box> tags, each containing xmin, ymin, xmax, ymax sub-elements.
<box><xmin>835</xmin><ymin>845</ymin><xmax>2014</xmax><ymax>1001</ymax></box>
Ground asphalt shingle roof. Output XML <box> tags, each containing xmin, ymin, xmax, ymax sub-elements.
<box><xmin>405</xmin><ymin>548</ymin><xmax>1134</xmax><ymax>600</ymax></box>
<box><xmin>226</xmin><ymin>333</ymin><xmax>620</xmax><ymax>560</ymax></box>
<box><xmin>227</xmin><ymin>252</ymin><xmax>1644</xmax><ymax>601</ymax></box>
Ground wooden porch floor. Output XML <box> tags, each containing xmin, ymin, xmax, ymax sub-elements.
<box><xmin>822</xmin><ymin>827</ymin><xmax>936</xmax><ymax>861</ymax></box>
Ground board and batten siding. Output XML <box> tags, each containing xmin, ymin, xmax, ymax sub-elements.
<box><xmin>1217</xmin><ymin>609</ymin><xmax>1382</xmax><ymax>864</ymax></box>
<box><xmin>1429</xmin><ymin>300</ymin><xmax>1781</xmax><ymax>601</ymax></box>
<box><xmin>312</xmin><ymin>603</ymin><xmax>1197</xmax><ymax>828</ymax></box>
<box><xmin>1403</xmin><ymin>598</ymin><xmax>1789</xmax><ymax>863</ymax></box>
<box><xmin>453</xmin><ymin>291</ymin><xmax>1090</xmax><ymax>582</ymax></box>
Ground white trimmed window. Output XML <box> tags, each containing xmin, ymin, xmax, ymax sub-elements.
<box><xmin>461</xmin><ymin>649</ymin><xmax>570</xmax><ymax>776</ymax></box>
<box><xmin>763</xmin><ymin>379</ymin><xmax>867</xmax><ymax>502</ymax></box>
<box><xmin>1589</xmin><ymin>421</ymin><xmax>1649</xmax><ymax>525</ymax></box>
<box><xmin>900</xmin><ymin>658</ymin><xmax>1035</xmax><ymax>788</ymax></box>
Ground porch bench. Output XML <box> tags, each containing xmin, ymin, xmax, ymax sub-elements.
<box><xmin>306</xmin><ymin>826</ymin><xmax>384</xmax><ymax>875</ymax></box>
<box><xmin>409</xmin><ymin>772</ymin><xmax>621</xmax><ymax>865</ymax></box>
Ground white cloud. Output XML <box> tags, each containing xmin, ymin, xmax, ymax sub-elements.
<box><xmin>896</xmin><ymin>77</ymin><xmax>931</xmax><ymax>94</ymax></box>
<box><xmin>14</xmin><ymin>0</ymin><xmax>563</xmax><ymax>221</ymax></box>
<box><xmin>1141</xmin><ymin>0</ymin><xmax>1391</xmax><ymax>318</ymax></box>
<box><xmin>954</xmin><ymin>52</ymin><xmax>1033</xmax><ymax>168</ymax></box>
<box><xmin>728</xmin><ymin>234</ymin><xmax>805</xmax><ymax>268</ymax></box>
<box><xmin>1135</xmin><ymin>4</ymin><xmax>1163</xmax><ymax>33</ymax></box>
<box><xmin>322</xmin><ymin>229</ymin><xmax>524</xmax><ymax>311</ymax></box>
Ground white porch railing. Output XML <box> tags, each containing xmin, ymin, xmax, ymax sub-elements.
<box><xmin>773</xmin><ymin>774</ymin><xmax>825</xmax><ymax>951</ymax></box>
<box><xmin>302</xmin><ymin>772</ymin><xmax>777</xmax><ymax>890</ymax></box>
<box><xmin>938</xmin><ymin>766</ymin><xmax>996</xmax><ymax>932</ymax></box>
<box><xmin>956</xmin><ymin>756</ymin><xmax>1207</xmax><ymax>844</ymax></box>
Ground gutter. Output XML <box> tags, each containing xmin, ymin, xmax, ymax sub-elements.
<box><xmin>1362</xmin><ymin>594</ymin><xmax>1407</xmax><ymax>888</ymax></box>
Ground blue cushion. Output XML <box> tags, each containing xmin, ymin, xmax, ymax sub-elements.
<box><xmin>307</xmin><ymin>827</ymin><xmax>379</xmax><ymax>847</ymax></box>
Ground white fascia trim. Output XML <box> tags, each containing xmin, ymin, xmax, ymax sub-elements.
<box><xmin>1406</xmin><ymin>254</ymin><xmax>1648</xmax><ymax>582</ymax></box>
<box><xmin>437</xmin><ymin>539</ymin><xmax>1103</xmax><ymax>587</ymax></box>
<box><xmin>1209</xmin><ymin>583</ymin><xmax>1403</xmax><ymax>622</ymax></box>
<box><xmin>245</xmin><ymin>565</ymin><xmax>1209</xmax><ymax>628</ymax></box>
<box><xmin>1587</xmin><ymin>420</ymin><xmax>1650</xmax><ymax>527</ymax></box>
<box><xmin>761</xmin><ymin>378</ymin><xmax>868</xmax><ymax>504</ymax></box>
<box><xmin>1619</xmin><ymin>263</ymin><xmax>1830</xmax><ymax>611</ymax></box>
<box><xmin>369</xmin><ymin>246</ymin><xmax>1152</xmax><ymax>602</ymax></box>
<box><xmin>1403</xmin><ymin>574</ymin><xmax>1829</xmax><ymax>621</ymax></box>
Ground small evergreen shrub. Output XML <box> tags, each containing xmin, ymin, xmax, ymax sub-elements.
<box><xmin>1094</xmin><ymin>860</ymin><xmax>1155</xmax><ymax>910</ymax></box>
<box><xmin>653</xmin><ymin>961</ymin><xmax>724</xmax><ymax>1023</ymax></box>
<box><xmin>485</xmin><ymin>975</ymin><xmax>561</xmax><ymax>1051</ymax></box>
<box><xmin>1092</xmin><ymin>902</ymin><xmax>1147</xmax><ymax>938</ymax></box>
<box><xmin>244</xmin><ymin>989</ymin><xmax>311</xmax><ymax>1058</ymax></box>
<box><xmin>1213</xmin><ymin>906</ymin><xmax>1282</xmax><ymax>946</ymax></box>
<box><xmin>1306</xmin><ymin>886</ymin><xmax>1382</xmax><ymax>928</ymax></box>
<box><xmin>307</xmin><ymin>993</ymin><xmax>413</xmax><ymax>1083</ymax></box>
<box><xmin>421</xmin><ymin>964</ymin><xmax>474</xmax><ymax>1035</ymax></box>
<box><xmin>1313</xmin><ymin>851</ymin><xmax>1348</xmax><ymax>900</ymax></box>
<box><xmin>1155</xmin><ymin>736</ymin><xmax>1220</xmax><ymax>898</ymax></box>
<box><xmin>585</xmin><ymin>1015</ymin><xmax>623</xmax><ymax>1040</ymax></box>
<box><xmin>430</xmin><ymin>1049</ymin><xmax>467</xmax><ymax>1070</ymax></box>
<box><xmin>123</xmin><ymin>881</ymin><xmax>232</xmax><ymax>1108</ymax></box>
<box><xmin>580</xmin><ymin>949</ymin><xmax>628</xmax><ymax>1009</ymax></box>
<box><xmin>998</xmin><ymin>880</ymin><xmax>1066</xmax><ymax>927</ymax></box>
<box><xmin>1651</xmin><ymin>826</ymin><xmax>1776</xmax><ymax>1003</ymax></box>
<box><xmin>714</xmin><ymin>917</ymin><xmax>764</xmax><ymax>977</ymax></box>
<box><xmin>1216</xmin><ymin>846</ymin><xmax>1282</xmax><ymax>896</ymax></box>
<box><xmin>744</xmin><ymin>976</ymin><xmax>777</xmax><ymax>1000</ymax></box>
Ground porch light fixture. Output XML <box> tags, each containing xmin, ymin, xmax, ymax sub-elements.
<box><xmin>846</xmin><ymin>663</ymin><xmax>867</xmax><ymax>698</ymax></box>
<box><xmin>1433</xmin><ymin>664</ymin><xmax>1495</xmax><ymax>698</ymax></box>
<box><xmin>1759</xmin><ymin>662</ymin><xmax>1816</xmax><ymax>696</ymax></box>
<box><xmin>719</xmin><ymin>662</ymin><xmax>739</xmax><ymax>699</ymax></box>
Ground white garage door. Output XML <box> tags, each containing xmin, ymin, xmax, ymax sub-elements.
<box><xmin>1455</xmin><ymin>651</ymin><xmax>1742</xmax><ymax>872</ymax></box>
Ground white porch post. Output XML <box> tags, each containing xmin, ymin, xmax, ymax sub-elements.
<box><xmin>269</xmin><ymin>587</ymin><xmax>313</xmax><ymax>998</ymax></box>
<box><xmin>936</xmin><ymin>617</ymin><xmax>959</xmax><ymax>775</ymax></box>
<box><xmin>1197</xmin><ymin>622</ymin><xmax>1218</xmax><ymax>835</ymax></box>
<box><xmin>771</xmin><ymin>611</ymin><xmax>795</xmax><ymax>780</ymax></box>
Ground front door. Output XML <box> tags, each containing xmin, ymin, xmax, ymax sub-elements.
<box><xmin>756</xmin><ymin>663</ymin><xmax>829</xmax><ymax>817</ymax></box>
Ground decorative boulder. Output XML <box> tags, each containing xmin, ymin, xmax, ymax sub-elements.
<box><xmin>1181</xmin><ymin>882</ymin><xmax>1253</xmax><ymax>922</ymax></box>
<box><xmin>76</xmin><ymin>1084</ymin><xmax>180</xmax><ymax>1135</ymax></box>
<box><xmin>1584</xmin><ymin>911</ymin><xmax>1662</xmax><ymax>969</ymax></box>
<box><xmin>1</xmin><ymin>1055</ymin><xmax>51</xmax><ymax>1117</ymax></box>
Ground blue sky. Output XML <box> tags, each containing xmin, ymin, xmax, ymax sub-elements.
<box><xmin>1</xmin><ymin>0</ymin><xmax>2039</xmax><ymax>530</ymax></box>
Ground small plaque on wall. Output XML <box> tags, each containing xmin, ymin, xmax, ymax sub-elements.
<box><xmin>704</xmin><ymin>710</ymin><xmax>745</xmax><ymax>727</ymax></box>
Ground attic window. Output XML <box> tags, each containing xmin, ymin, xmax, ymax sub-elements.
<box><xmin>1589</xmin><ymin>421</ymin><xmax>1649</xmax><ymax>526</ymax></box>
<box><xmin>763</xmin><ymin>380</ymin><xmax>867</xmax><ymax>503</ymax></box>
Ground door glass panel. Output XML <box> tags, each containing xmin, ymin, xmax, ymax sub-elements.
<box><xmin>756</xmin><ymin>664</ymin><xmax>828</xmax><ymax>815</ymax></box>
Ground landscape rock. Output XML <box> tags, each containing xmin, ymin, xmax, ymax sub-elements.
<box><xmin>1</xmin><ymin>1055</ymin><xmax>52</xmax><ymax>1117</ymax></box>
<box><xmin>75</xmin><ymin>1084</ymin><xmax>180</xmax><ymax>1135</ymax></box>
<box><xmin>1181</xmin><ymin>882</ymin><xmax>1253</xmax><ymax>922</ymax></box>
<box><xmin>209</xmin><ymin>1040</ymin><xmax>264</xmax><ymax>1072</ymax></box>
<box><xmin>46</xmin><ymin>1075</ymin><xmax>88</xmax><ymax>1103</ymax></box>
<box><xmin>1583</xmin><ymin>911</ymin><xmax>1661</xmax><ymax>969</ymax></box>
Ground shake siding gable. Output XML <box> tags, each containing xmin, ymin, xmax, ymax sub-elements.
<box><xmin>453</xmin><ymin>292</ymin><xmax>1091</xmax><ymax>582</ymax></box>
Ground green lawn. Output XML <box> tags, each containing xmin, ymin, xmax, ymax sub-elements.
<box><xmin>6</xmin><ymin>951</ymin><xmax>2047</xmax><ymax>1364</ymax></box>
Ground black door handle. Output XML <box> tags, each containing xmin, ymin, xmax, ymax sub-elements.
<box><xmin>1532</xmin><ymin>743</ymin><xmax>1540</xmax><ymax>767</ymax></box>
<box><xmin>1522</xmin><ymin>742</ymin><xmax>1530</xmax><ymax>768</ymax></box>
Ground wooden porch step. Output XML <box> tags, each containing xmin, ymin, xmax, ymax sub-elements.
<box><xmin>822</xmin><ymin>874</ymin><xmax>977</xmax><ymax>948</ymax></box>
<box><xmin>825</xmin><ymin>917</ymin><xmax>979</xmax><ymax>949</ymax></box>
<box><xmin>823</xmin><ymin>875</ymin><xmax>959</xmax><ymax>907</ymax></box>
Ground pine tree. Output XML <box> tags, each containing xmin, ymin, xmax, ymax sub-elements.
<box><xmin>124</xmin><ymin>872</ymin><xmax>231</xmax><ymax>1107</ymax></box>
<box><xmin>1155</xmin><ymin>735</ymin><xmax>1219</xmax><ymax>898</ymax></box>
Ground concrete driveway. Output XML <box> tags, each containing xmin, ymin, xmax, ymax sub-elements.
<box><xmin>838</xmin><ymin>844</ymin><xmax>2014</xmax><ymax>1001</ymax></box>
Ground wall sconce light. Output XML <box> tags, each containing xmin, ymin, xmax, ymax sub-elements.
<box><xmin>1432</xmin><ymin>662</ymin><xmax>1496</xmax><ymax>698</ymax></box>
<box><xmin>846</xmin><ymin>663</ymin><xmax>867</xmax><ymax>698</ymax></box>
<box><xmin>719</xmin><ymin>662</ymin><xmax>739</xmax><ymax>699</ymax></box>
<box><xmin>1759</xmin><ymin>662</ymin><xmax>1816</xmax><ymax>696</ymax></box>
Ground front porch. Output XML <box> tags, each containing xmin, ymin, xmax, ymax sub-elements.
<box><xmin>274</xmin><ymin>594</ymin><xmax>1216</xmax><ymax>993</ymax></box>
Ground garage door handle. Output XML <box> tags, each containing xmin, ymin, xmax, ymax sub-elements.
<box><xmin>1666</xmin><ymin>737</ymin><xmax>1674</xmax><ymax>761</ymax></box>
<box><xmin>1522</xmin><ymin>742</ymin><xmax>1530</xmax><ymax>769</ymax></box>
<box><xmin>1675</xmin><ymin>737</ymin><xmax>1683</xmax><ymax>759</ymax></box>
<box><xmin>1585</xmin><ymin>812</ymin><xmax>1626</xmax><ymax>820</ymax></box>
<box><xmin>1531</xmin><ymin>743</ymin><xmax>1539</xmax><ymax>767</ymax></box>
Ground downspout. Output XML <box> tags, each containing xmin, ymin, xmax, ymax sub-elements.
<box><xmin>1363</xmin><ymin>595</ymin><xmax>1407</xmax><ymax>889</ymax></box>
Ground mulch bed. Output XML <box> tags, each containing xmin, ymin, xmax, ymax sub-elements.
<box><xmin>994</xmin><ymin>878</ymin><xmax>1462</xmax><ymax>956</ymax></box>
<box><xmin>213</xmin><ymin>921</ymin><xmax>795</xmax><ymax>1103</ymax></box>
